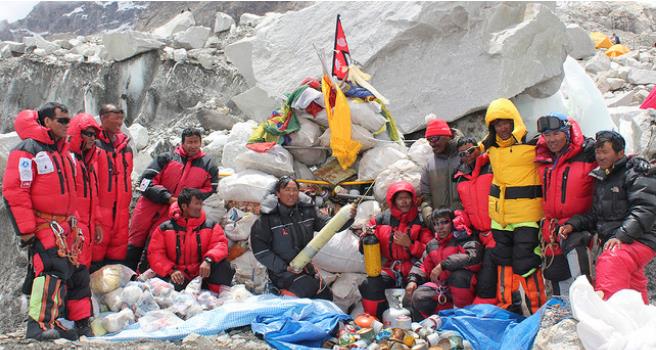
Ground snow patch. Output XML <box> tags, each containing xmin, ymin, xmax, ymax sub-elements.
<box><xmin>64</xmin><ymin>6</ymin><xmax>84</xmax><ymax>17</ymax></box>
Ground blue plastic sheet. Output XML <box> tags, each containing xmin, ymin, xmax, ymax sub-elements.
<box><xmin>438</xmin><ymin>298</ymin><xmax>563</xmax><ymax>350</ymax></box>
<box><xmin>96</xmin><ymin>294</ymin><xmax>348</xmax><ymax>349</ymax></box>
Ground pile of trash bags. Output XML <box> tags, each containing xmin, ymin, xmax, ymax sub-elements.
<box><xmin>88</xmin><ymin>265</ymin><xmax>253</xmax><ymax>335</ymax></box>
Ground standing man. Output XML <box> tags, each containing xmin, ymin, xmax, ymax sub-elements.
<box><xmin>534</xmin><ymin>114</ymin><xmax>596</xmax><ymax>297</ymax></box>
<box><xmin>561</xmin><ymin>131</ymin><xmax>656</xmax><ymax>303</ymax></box>
<box><xmin>452</xmin><ymin>136</ymin><xmax>496</xmax><ymax>304</ymax></box>
<box><xmin>420</xmin><ymin>118</ymin><xmax>461</xmax><ymax>224</ymax></box>
<box><xmin>93</xmin><ymin>104</ymin><xmax>133</xmax><ymax>271</ymax></box>
<box><xmin>3</xmin><ymin>103</ymin><xmax>79</xmax><ymax>340</ymax></box>
<box><xmin>481</xmin><ymin>98</ymin><xmax>545</xmax><ymax>314</ymax></box>
<box><xmin>148</xmin><ymin>188</ymin><xmax>234</xmax><ymax>292</ymax></box>
<box><xmin>66</xmin><ymin>113</ymin><xmax>105</xmax><ymax>336</ymax></box>
<box><xmin>127</xmin><ymin>128</ymin><xmax>219</xmax><ymax>272</ymax></box>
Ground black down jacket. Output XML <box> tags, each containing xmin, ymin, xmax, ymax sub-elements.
<box><xmin>567</xmin><ymin>156</ymin><xmax>656</xmax><ymax>251</ymax></box>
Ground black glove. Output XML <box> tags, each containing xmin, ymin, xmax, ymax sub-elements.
<box><xmin>627</xmin><ymin>156</ymin><xmax>651</xmax><ymax>174</ymax></box>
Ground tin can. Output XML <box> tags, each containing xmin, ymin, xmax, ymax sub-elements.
<box><xmin>390</xmin><ymin>328</ymin><xmax>405</xmax><ymax>343</ymax></box>
<box><xmin>419</xmin><ymin>315</ymin><xmax>441</xmax><ymax>330</ymax></box>
<box><xmin>396</xmin><ymin>315</ymin><xmax>412</xmax><ymax>330</ymax></box>
<box><xmin>425</xmin><ymin>333</ymin><xmax>439</xmax><ymax>346</ymax></box>
<box><xmin>376</xmin><ymin>329</ymin><xmax>392</xmax><ymax>342</ymax></box>
<box><xmin>402</xmin><ymin>334</ymin><xmax>416</xmax><ymax>347</ymax></box>
<box><xmin>357</xmin><ymin>328</ymin><xmax>375</xmax><ymax>342</ymax></box>
<box><xmin>371</xmin><ymin>319</ymin><xmax>384</xmax><ymax>333</ymax></box>
<box><xmin>352</xmin><ymin>340</ymin><xmax>369</xmax><ymax>349</ymax></box>
<box><xmin>411</xmin><ymin>339</ymin><xmax>428</xmax><ymax>350</ymax></box>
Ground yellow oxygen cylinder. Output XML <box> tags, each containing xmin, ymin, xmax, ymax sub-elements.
<box><xmin>362</xmin><ymin>230</ymin><xmax>382</xmax><ymax>278</ymax></box>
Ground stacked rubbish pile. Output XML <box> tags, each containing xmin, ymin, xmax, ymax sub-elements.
<box><xmin>87</xmin><ymin>264</ymin><xmax>252</xmax><ymax>335</ymax></box>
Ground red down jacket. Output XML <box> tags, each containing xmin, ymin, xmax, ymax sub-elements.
<box><xmin>369</xmin><ymin>181</ymin><xmax>433</xmax><ymax>280</ymax></box>
<box><xmin>67</xmin><ymin>113</ymin><xmax>102</xmax><ymax>266</ymax></box>
<box><xmin>93</xmin><ymin>129</ymin><xmax>133</xmax><ymax>262</ymax></box>
<box><xmin>535</xmin><ymin>118</ymin><xmax>596</xmax><ymax>256</ymax></box>
<box><xmin>2</xmin><ymin>110</ymin><xmax>77</xmax><ymax>250</ymax></box>
<box><xmin>128</xmin><ymin>146</ymin><xmax>218</xmax><ymax>248</ymax></box>
<box><xmin>453</xmin><ymin>153</ymin><xmax>494</xmax><ymax>248</ymax></box>
<box><xmin>148</xmin><ymin>203</ymin><xmax>229</xmax><ymax>280</ymax></box>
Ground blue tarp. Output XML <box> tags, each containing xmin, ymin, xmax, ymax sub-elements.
<box><xmin>97</xmin><ymin>294</ymin><xmax>349</xmax><ymax>350</ymax></box>
<box><xmin>438</xmin><ymin>298</ymin><xmax>564</xmax><ymax>350</ymax></box>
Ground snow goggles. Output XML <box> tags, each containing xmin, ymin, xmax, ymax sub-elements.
<box><xmin>458</xmin><ymin>146</ymin><xmax>477</xmax><ymax>158</ymax></box>
<box><xmin>55</xmin><ymin>117</ymin><xmax>71</xmax><ymax>125</ymax></box>
<box><xmin>536</xmin><ymin>115</ymin><xmax>568</xmax><ymax>133</ymax></box>
<box><xmin>81</xmin><ymin>130</ymin><xmax>97</xmax><ymax>137</ymax></box>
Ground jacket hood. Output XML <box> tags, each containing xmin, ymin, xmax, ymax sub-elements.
<box><xmin>385</xmin><ymin>181</ymin><xmax>418</xmax><ymax>209</ymax></box>
<box><xmin>98</xmin><ymin>128</ymin><xmax>130</xmax><ymax>151</ymax></box>
<box><xmin>168</xmin><ymin>201</ymin><xmax>207</xmax><ymax>230</ymax></box>
<box><xmin>484</xmin><ymin>98</ymin><xmax>527</xmax><ymax>144</ymax></box>
<box><xmin>14</xmin><ymin>110</ymin><xmax>54</xmax><ymax>144</ymax></box>
<box><xmin>535</xmin><ymin>118</ymin><xmax>586</xmax><ymax>164</ymax></box>
<box><xmin>175</xmin><ymin>144</ymin><xmax>206</xmax><ymax>160</ymax></box>
<box><xmin>68</xmin><ymin>113</ymin><xmax>101</xmax><ymax>155</ymax></box>
<box><xmin>260</xmin><ymin>191</ymin><xmax>313</xmax><ymax>215</ymax></box>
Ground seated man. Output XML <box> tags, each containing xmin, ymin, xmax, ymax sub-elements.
<box><xmin>406</xmin><ymin>209</ymin><xmax>482</xmax><ymax>319</ymax></box>
<box><xmin>359</xmin><ymin>181</ymin><xmax>433</xmax><ymax>319</ymax></box>
<box><xmin>561</xmin><ymin>131</ymin><xmax>656</xmax><ymax>303</ymax></box>
<box><xmin>148</xmin><ymin>188</ymin><xmax>234</xmax><ymax>292</ymax></box>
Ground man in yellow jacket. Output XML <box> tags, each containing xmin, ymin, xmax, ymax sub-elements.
<box><xmin>480</xmin><ymin>98</ymin><xmax>546</xmax><ymax>314</ymax></box>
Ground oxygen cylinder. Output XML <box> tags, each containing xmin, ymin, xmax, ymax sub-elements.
<box><xmin>363</xmin><ymin>233</ymin><xmax>382</xmax><ymax>277</ymax></box>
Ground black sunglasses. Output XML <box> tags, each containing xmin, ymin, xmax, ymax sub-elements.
<box><xmin>81</xmin><ymin>130</ymin><xmax>97</xmax><ymax>137</ymax></box>
<box><xmin>537</xmin><ymin>115</ymin><xmax>567</xmax><ymax>133</ymax></box>
<box><xmin>458</xmin><ymin>146</ymin><xmax>477</xmax><ymax>158</ymax></box>
<box><xmin>55</xmin><ymin>117</ymin><xmax>71</xmax><ymax>125</ymax></box>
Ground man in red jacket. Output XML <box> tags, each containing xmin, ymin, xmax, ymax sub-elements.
<box><xmin>65</xmin><ymin>113</ymin><xmax>105</xmax><ymax>336</ymax></box>
<box><xmin>148</xmin><ymin>188</ymin><xmax>234</xmax><ymax>292</ymax></box>
<box><xmin>452</xmin><ymin>136</ymin><xmax>496</xmax><ymax>305</ymax></box>
<box><xmin>535</xmin><ymin>114</ymin><xmax>595</xmax><ymax>297</ymax></box>
<box><xmin>358</xmin><ymin>181</ymin><xmax>433</xmax><ymax>319</ymax></box>
<box><xmin>127</xmin><ymin>128</ymin><xmax>218</xmax><ymax>272</ymax></box>
<box><xmin>93</xmin><ymin>104</ymin><xmax>133</xmax><ymax>271</ymax></box>
<box><xmin>2</xmin><ymin>103</ymin><xmax>79</xmax><ymax>340</ymax></box>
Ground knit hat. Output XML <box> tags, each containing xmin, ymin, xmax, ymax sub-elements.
<box><xmin>425</xmin><ymin>119</ymin><xmax>452</xmax><ymax>138</ymax></box>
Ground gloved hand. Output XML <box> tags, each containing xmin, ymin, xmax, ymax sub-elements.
<box><xmin>421</xmin><ymin>206</ymin><xmax>433</xmax><ymax>226</ymax></box>
<box><xmin>627</xmin><ymin>156</ymin><xmax>651</xmax><ymax>174</ymax></box>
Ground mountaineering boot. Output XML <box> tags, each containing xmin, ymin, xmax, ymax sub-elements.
<box><xmin>54</xmin><ymin>321</ymin><xmax>79</xmax><ymax>341</ymax></box>
<box><xmin>26</xmin><ymin>320</ymin><xmax>60</xmax><ymax>341</ymax></box>
<box><xmin>75</xmin><ymin>318</ymin><xmax>93</xmax><ymax>337</ymax></box>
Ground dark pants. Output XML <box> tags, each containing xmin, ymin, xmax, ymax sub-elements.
<box><xmin>273</xmin><ymin>270</ymin><xmax>332</xmax><ymax>300</ymax></box>
<box><xmin>158</xmin><ymin>260</ymin><xmax>235</xmax><ymax>293</ymax></box>
<box><xmin>544</xmin><ymin>231</ymin><xmax>591</xmax><ymax>297</ymax></box>
<box><xmin>476</xmin><ymin>248</ymin><xmax>498</xmax><ymax>299</ymax></box>
<box><xmin>490</xmin><ymin>226</ymin><xmax>541</xmax><ymax>275</ymax></box>
<box><xmin>359</xmin><ymin>272</ymin><xmax>410</xmax><ymax>320</ymax></box>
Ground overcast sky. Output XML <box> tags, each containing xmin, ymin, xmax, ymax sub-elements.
<box><xmin>0</xmin><ymin>1</ymin><xmax>39</xmax><ymax>23</ymax></box>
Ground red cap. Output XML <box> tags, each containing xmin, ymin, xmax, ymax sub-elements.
<box><xmin>425</xmin><ymin>119</ymin><xmax>452</xmax><ymax>138</ymax></box>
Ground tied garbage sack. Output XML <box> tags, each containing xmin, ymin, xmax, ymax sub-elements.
<box><xmin>570</xmin><ymin>275</ymin><xmax>656</xmax><ymax>350</ymax></box>
<box><xmin>312</xmin><ymin>230</ymin><xmax>365</xmax><ymax>273</ymax></box>
<box><xmin>289</xmin><ymin>117</ymin><xmax>322</xmax><ymax>147</ymax></box>
<box><xmin>202</xmin><ymin>130</ymin><xmax>229</xmax><ymax>163</ymax></box>
<box><xmin>408</xmin><ymin>138</ymin><xmax>433</xmax><ymax>166</ymax></box>
<box><xmin>289</xmin><ymin>147</ymin><xmax>327</xmax><ymax>166</ymax></box>
<box><xmin>102</xmin><ymin>308</ymin><xmax>135</xmax><ymax>333</ymax></box>
<box><xmin>222</xmin><ymin>121</ymin><xmax>258</xmax><ymax>169</ymax></box>
<box><xmin>104</xmin><ymin>287</ymin><xmax>125</xmax><ymax>312</ymax></box>
<box><xmin>90</xmin><ymin>264</ymin><xmax>136</xmax><ymax>295</ymax></box>
<box><xmin>223</xmin><ymin>208</ymin><xmax>259</xmax><ymax>241</ymax></box>
<box><xmin>330</xmin><ymin>272</ymin><xmax>367</xmax><ymax>313</ymax></box>
<box><xmin>170</xmin><ymin>293</ymin><xmax>204</xmax><ymax>320</ymax></box>
<box><xmin>374</xmin><ymin>159</ymin><xmax>422</xmax><ymax>202</ymax></box>
<box><xmin>348</xmin><ymin>99</ymin><xmax>387</xmax><ymax>133</ymax></box>
<box><xmin>231</xmin><ymin>250</ymin><xmax>269</xmax><ymax>294</ymax></box>
<box><xmin>319</xmin><ymin>124</ymin><xmax>378</xmax><ymax>151</ymax></box>
<box><xmin>218</xmin><ymin>170</ymin><xmax>277</xmax><ymax>203</ymax></box>
<box><xmin>358</xmin><ymin>143</ymin><xmax>408</xmax><ymax>180</ymax></box>
<box><xmin>293</xmin><ymin>160</ymin><xmax>315</xmax><ymax>180</ymax></box>
<box><xmin>135</xmin><ymin>290</ymin><xmax>160</xmax><ymax>318</ymax></box>
<box><xmin>235</xmin><ymin>144</ymin><xmax>295</xmax><ymax>177</ymax></box>
<box><xmin>139</xmin><ymin>310</ymin><xmax>184</xmax><ymax>333</ymax></box>
<box><xmin>203</xmin><ymin>193</ymin><xmax>226</xmax><ymax>224</ymax></box>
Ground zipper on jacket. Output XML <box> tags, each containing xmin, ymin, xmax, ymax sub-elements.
<box><xmin>543</xmin><ymin>170</ymin><xmax>549</xmax><ymax>202</ymax></box>
<box><xmin>122</xmin><ymin>154</ymin><xmax>128</xmax><ymax>192</ymax></box>
<box><xmin>561</xmin><ymin>167</ymin><xmax>570</xmax><ymax>204</ymax></box>
<box><xmin>106</xmin><ymin>153</ymin><xmax>114</xmax><ymax>192</ymax></box>
<box><xmin>51</xmin><ymin>156</ymin><xmax>65</xmax><ymax>195</ymax></box>
<box><xmin>80</xmin><ymin>163</ymin><xmax>88</xmax><ymax>197</ymax></box>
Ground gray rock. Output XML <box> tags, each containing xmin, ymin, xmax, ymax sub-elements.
<box><xmin>3</xmin><ymin>41</ymin><xmax>25</xmax><ymax>53</ymax></box>
<box><xmin>204</xmin><ymin>35</ymin><xmax>220</xmax><ymax>48</ymax></box>
<box><xmin>173</xmin><ymin>48</ymin><xmax>188</xmax><ymax>62</ymax></box>
<box><xmin>173</xmin><ymin>26</ymin><xmax>211</xmax><ymax>50</ymax></box>
<box><xmin>607</xmin><ymin>78</ymin><xmax>626</xmax><ymax>91</ymax></box>
<box><xmin>585</xmin><ymin>51</ymin><xmax>611</xmax><ymax>74</ymax></box>
<box><xmin>196</xmin><ymin>106</ymin><xmax>239</xmax><ymax>131</ymax></box>
<box><xmin>52</xmin><ymin>48</ymin><xmax>69</xmax><ymax>56</ymax></box>
<box><xmin>152</xmin><ymin>11</ymin><xmax>196</xmax><ymax>38</ymax></box>
<box><xmin>0</xmin><ymin>45</ymin><xmax>11</xmax><ymax>59</ymax></box>
<box><xmin>239</xmin><ymin>13</ymin><xmax>263</xmax><ymax>27</ymax></box>
<box><xmin>627</xmin><ymin>69</ymin><xmax>656</xmax><ymax>85</ymax></box>
<box><xmin>63</xmin><ymin>53</ymin><xmax>83</xmax><ymax>63</ymax></box>
<box><xmin>606</xmin><ymin>91</ymin><xmax>637</xmax><ymax>107</ymax></box>
<box><xmin>225</xmin><ymin>37</ymin><xmax>255</xmax><ymax>87</ymax></box>
<box><xmin>214</xmin><ymin>12</ymin><xmax>235</xmax><ymax>33</ymax></box>
<box><xmin>231</xmin><ymin>87</ymin><xmax>276</xmax><ymax>122</ymax></box>
<box><xmin>128</xmin><ymin>123</ymin><xmax>149</xmax><ymax>150</ymax></box>
<box><xmin>52</xmin><ymin>39</ymin><xmax>73</xmax><ymax>50</ymax></box>
<box><xmin>565</xmin><ymin>24</ymin><xmax>595</xmax><ymax>59</ymax></box>
<box><xmin>23</xmin><ymin>35</ymin><xmax>60</xmax><ymax>54</ymax></box>
<box><xmin>102</xmin><ymin>31</ymin><xmax>164</xmax><ymax>61</ymax></box>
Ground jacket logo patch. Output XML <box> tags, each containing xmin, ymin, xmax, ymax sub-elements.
<box><xmin>138</xmin><ymin>178</ymin><xmax>151</xmax><ymax>191</ymax></box>
<box><xmin>18</xmin><ymin>157</ymin><xmax>33</xmax><ymax>182</ymax></box>
<box><xmin>281</xmin><ymin>227</ymin><xmax>289</xmax><ymax>236</ymax></box>
<box><xmin>35</xmin><ymin>151</ymin><xmax>54</xmax><ymax>174</ymax></box>
<box><xmin>611</xmin><ymin>186</ymin><xmax>620</xmax><ymax>193</ymax></box>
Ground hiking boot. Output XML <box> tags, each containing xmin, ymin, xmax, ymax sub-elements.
<box><xmin>54</xmin><ymin>321</ymin><xmax>79</xmax><ymax>341</ymax></box>
<box><xmin>26</xmin><ymin>320</ymin><xmax>60</xmax><ymax>341</ymax></box>
<box><xmin>75</xmin><ymin>318</ymin><xmax>93</xmax><ymax>337</ymax></box>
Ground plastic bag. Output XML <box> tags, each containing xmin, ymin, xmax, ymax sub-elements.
<box><xmin>358</xmin><ymin>144</ymin><xmax>408</xmax><ymax>180</ymax></box>
<box><xmin>120</xmin><ymin>282</ymin><xmax>144</xmax><ymax>307</ymax></box>
<box><xmin>221</xmin><ymin>140</ymin><xmax>249</xmax><ymax>170</ymax></box>
<box><xmin>135</xmin><ymin>290</ymin><xmax>160</xmax><ymax>318</ymax></box>
<box><xmin>90</xmin><ymin>264</ymin><xmax>135</xmax><ymax>295</ymax></box>
<box><xmin>224</xmin><ymin>209</ymin><xmax>259</xmax><ymax>242</ymax></box>
<box><xmin>104</xmin><ymin>287</ymin><xmax>125</xmax><ymax>312</ymax></box>
<box><xmin>289</xmin><ymin>147</ymin><xmax>327</xmax><ymax>166</ymax></box>
<box><xmin>139</xmin><ymin>310</ymin><xmax>184</xmax><ymax>333</ymax></box>
<box><xmin>330</xmin><ymin>273</ymin><xmax>367</xmax><ymax>313</ymax></box>
<box><xmin>319</xmin><ymin>124</ymin><xmax>378</xmax><ymax>151</ymax></box>
<box><xmin>218</xmin><ymin>170</ymin><xmax>277</xmax><ymax>203</ymax></box>
<box><xmin>312</xmin><ymin>230</ymin><xmax>365</xmax><ymax>273</ymax></box>
<box><xmin>170</xmin><ymin>292</ymin><xmax>202</xmax><ymax>319</ymax></box>
<box><xmin>202</xmin><ymin>130</ymin><xmax>229</xmax><ymax>163</ymax></box>
<box><xmin>197</xmin><ymin>290</ymin><xmax>221</xmax><ymax>310</ymax></box>
<box><xmin>348</xmin><ymin>99</ymin><xmax>386</xmax><ymax>133</ymax></box>
<box><xmin>217</xmin><ymin>284</ymin><xmax>253</xmax><ymax>304</ymax></box>
<box><xmin>101</xmin><ymin>308</ymin><xmax>135</xmax><ymax>333</ymax></box>
<box><xmin>293</xmin><ymin>160</ymin><xmax>315</xmax><ymax>180</ymax></box>
<box><xmin>145</xmin><ymin>278</ymin><xmax>174</xmax><ymax>297</ymax></box>
<box><xmin>354</xmin><ymin>200</ymin><xmax>381</xmax><ymax>224</ymax></box>
<box><xmin>374</xmin><ymin>159</ymin><xmax>422</xmax><ymax>202</ymax></box>
<box><xmin>408</xmin><ymin>138</ymin><xmax>433</xmax><ymax>166</ymax></box>
<box><xmin>203</xmin><ymin>193</ymin><xmax>226</xmax><ymax>224</ymax></box>
<box><xmin>289</xmin><ymin>117</ymin><xmax>321</xmax><ymax>147</ymax></box>
<box><xmin>227</xmin><ymin>120</ymin><xmax>258</xmax><ymax>144</ymax></box>
<box><xmin>235</xmin><ymin>144</ymin><xmax>295</xmax><ymax>177</ymax></box>
<box><xmin>184</xmin><ymin>276</ymin><xmax>202</xmax><ymax>297</ymax></box>
<box><xmin>231</xmin><ymin>250</ymin><xmax>269</xmax><ymax>294</ymax></box>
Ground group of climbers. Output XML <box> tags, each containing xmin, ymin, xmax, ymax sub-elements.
<box><xmin>3</xmin><ymin>95</ymin><xmax>656</xmax><ymax>340</ymax></box>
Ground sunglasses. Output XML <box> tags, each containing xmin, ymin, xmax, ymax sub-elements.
<box><xmin>427</xmin><ymin>136</ymin><xmax>447</xmax><ymax>143</ymax></box>
<box><xmin>537</xmin><ymin>115</ymin><xmax>567</xmax><ymax>133</ymax></box>
<box><xmin>434</xmin><ymin>219</ymin><xmax>451</xmax><ymax>226</ymax></box>
<box><xmin>81</xmin><ymin>130</ymin><xmax>97</xmax><ymax>137</ymax></box>
<box><xmin>55</xmin><ymin>117</ymin><xmax>71</xmax><ymax>125</ymax></box>
<box><xmin>458</xmin><ymin>146</ymin><xmax>477</xmax><ymax>158</ymax></box>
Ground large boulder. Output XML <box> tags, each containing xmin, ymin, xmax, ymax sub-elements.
<box><xmin>128</xmin><ymin>123</ymin><xmax>149</xmax><ymax>151</ymax></box>
<box><xmin>102</xmin><ymin>31</ymin><xmax>164</xmax><ymax>61</ymax></box>
<box><xmin>173</xmin><ymin>26</ymin><xmax>211</xmax><ymax>50</ymax></box>
<box><xmin>585</xmin><ymin>51</ymin><xmax>611</xmax><ymax>74</ymax></box>
<box><xmin>238</xmin><ymin>2</ymin><xmax>568</xmax><ymax>133</ymax></box>
<box><xmin>214</xmin><ymin>12</ymin><xmax>235</xmax><ymax>33</ymax></box>
<box><xmin>565</xmin><ymin>24</ymin><xmax>595</xmax><ymax>59</ymax></box>
<box><xmin>627</xmin><ymin>68</ymin><xmax>656</xmax><ymax>85</ymax></box>
<box><xmin>152</xmin><ymin>11</ymin><xmax>196</xmax><ymax>38</ymax></box>
<box><xmin>23</xmin><ymin>35</ymin><xmax>60</xmax><ymax>54</ymax></box>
